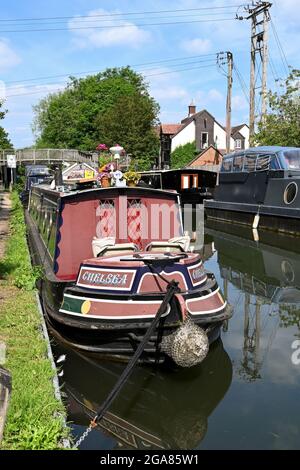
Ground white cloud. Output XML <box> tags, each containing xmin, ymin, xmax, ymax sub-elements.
<box><xmin>69</xmin><ymin>9</ymin><xmax>151</xmax><ymax>49</ymax></box>
<box><xmin>208</xmin><ymin>88</ymin><xmax>223</xmax><ymax>101</ymax></box>
<box><xmin>0</xmin><ymin>39</ymin><xmax>21</xmax><ymax>72</ymax></box>
<box><xmin>3</xmin><ymin>82</ymin><xmax>65</xmax><ymax>148</ymax></box>
<box><xmin>232</xmin><ymin>94</ymin><xmax>248</xmax><ymax>111</ymax></box>
<box><xmin>180</xmin><ymin>38</ymin><xmax>211</xmax><ymax>54</ymax></box>
<box><xmin>152</xmin><ymin>85</ymin><xmax>188</xmax><ymax>101</ymax></box>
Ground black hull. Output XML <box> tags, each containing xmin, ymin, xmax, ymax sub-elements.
<box><xmin>205</xmin><ymin>200</ymin><xmax>300</xmax><ymax>236</ymax></box>
<box><xmin>45</xmin><ymin>309</ymin><xmax>223</xmax><ymax>364</ymax></box>
<box><xmin>41</xmin><ymin>286</ymin><xmax>229</xmax><ymax>363</ymax></box>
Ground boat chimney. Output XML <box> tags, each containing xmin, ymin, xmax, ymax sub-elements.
<box><xmin>54</xmin><ymin>165</ymin><xmax>63</xmax><ymax>188</ymax></box>
<box><xmin>188</xmin><ymin>101</ymin><xmax>196</xmax><ymax>117</ymax></box>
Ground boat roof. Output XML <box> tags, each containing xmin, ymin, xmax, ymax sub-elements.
<box><xmin>32</xmin><ymin>184</ymin><xmax>180</xmax><ymax>199</ymax></box>
<box><xmin>140</xmin><ymin>168</ymin><xmax>211</xmax><ymax>175</ymax></box>
<box><xmin>224</xmin><ymin>146</ymin><xmax>300</xmax><ymax>158</ymax></box>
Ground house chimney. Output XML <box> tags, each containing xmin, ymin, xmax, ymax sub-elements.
<box><xmin>188</xmin><ymin>101</ymin><xmax>196</xmax><ymax>117</ymax></box>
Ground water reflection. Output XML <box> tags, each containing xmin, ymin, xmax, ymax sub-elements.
<box><xmin>54</xmin><ymin>339</ymin><xmax>232</xmax><ymax>450</ymax></box>
<box><xmin>51</xmin><ymin>221</ymin><xmax>300</xmax><ymax>449</ymax></box>
<box><xmin>206</xmin><ymin>221</ymin><xmax>300</xmax><ymax>384</ymax></box>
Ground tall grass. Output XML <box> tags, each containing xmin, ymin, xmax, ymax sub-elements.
<box><xmin>0</xmin><ymin>192</ymin><xmax>69</xmax><ymax>449</ymax></box>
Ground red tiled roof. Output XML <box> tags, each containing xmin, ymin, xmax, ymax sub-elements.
<box><xmin>161</xmin><ymin>124</ymin><xmax>182</xmax><ymax>135</ymax></box>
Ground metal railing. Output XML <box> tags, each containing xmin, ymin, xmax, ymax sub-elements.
<box><xmin>0</xmin><ymin>148</ymin><xmax>99</xmax><ymax>165</ymax></box>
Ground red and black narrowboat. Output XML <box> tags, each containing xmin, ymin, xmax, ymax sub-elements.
<box><xmin>26</xmin><ymin>183</ymin><xmax>231</xmax><ymax>364</ymax></box>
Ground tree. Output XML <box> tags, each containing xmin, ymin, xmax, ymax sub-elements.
<box><xmin>33</xmin><ymin>67</ymin><xmax>160</xmax><ymax>167</ymax></box>
<box><xmin>0</xmin><ymin>101</ymin><xmax>12</xmax><ymax>148</ymax></box>
<box><xmin>171</xmin><ymin>142</ymin><xmax>197</xmax><ymax>169</ymax></box>
<box><xmin>96</xmin><ymin>92</ymin><xmax>159</xmax><ymax>170</ymax></box>
<box><xmin>254</xmin><ymin>69</ymin><xmax>300</xmax><ymax>146</ymax></box>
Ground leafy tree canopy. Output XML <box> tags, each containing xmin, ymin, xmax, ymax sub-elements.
<box><xmin>33</xmin><ymin>67</ymin><xmax>160</xmax><ymax>168</ymax></box>
<box><xmin>254</xmin><ymin>69</ymin><xmax>300</xmax><ymax>147</ymax></box>
<box><xmin>171</xmin><ymin>141</ymin><xmax>197</xmax><ymax>169</ymax></box>
<box><xmin>0</xmin><ymin>101</ymin><xmax>13</xmax><ymax>148</ymax></box>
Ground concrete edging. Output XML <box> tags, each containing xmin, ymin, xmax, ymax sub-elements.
<box><xmin>35</xmin><ymin>292</ymin><xmax>71</xmax><ymax>449</ymax></box>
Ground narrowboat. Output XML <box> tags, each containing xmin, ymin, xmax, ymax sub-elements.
<box><xmin>55</xmin><ymin>339</ymin><xmax>232</xmax><ymax>449</ymax></box>
<box><xmin>26</xmin><ymin>182</ymin><xmax>231</xmax><ymax>365</ymax></box>
<box><xmin>140</xmin><ymin>168</ymin><xmax>217</xmax><ymax>204</ymax></box>
<box><xmin>205</xmin><ymin>147</ymin><xmax>300</xmax><ymax>235</ymax></box>
<box><xmin>20</xmin><ymin>165</ymin><xmax>52</xmax><ymax>207</ymax></box>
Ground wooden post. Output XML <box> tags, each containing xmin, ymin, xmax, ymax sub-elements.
<box><xmin>226</xmin><ymin>52</ymin><xmax>233</xmax><ymax>154</ymax></box>
<box><xmin>261</xmin><ymin>9</ymin><xmax>269</xmax><ymax>118</ymax></box>
<box><xmin>249</xmin><ymin>16</ymin><xmax>257</xmax><ymax>144</ymax></box>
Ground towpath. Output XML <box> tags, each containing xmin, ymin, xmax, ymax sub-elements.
<box><xmin>0</xmin><ymin>190</ymin><xmax>12</xmax><ymax>444</ymax></box>
<box><xmin>0</xmin><ymin>191</ymin><xmax>11</xmax><ymax>259</ymax></box>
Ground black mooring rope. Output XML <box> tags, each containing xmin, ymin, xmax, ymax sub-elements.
<box><xmin>89</xmin><ymin>280</ymin><xmax>179</xmax><ymax>427</ymax></box>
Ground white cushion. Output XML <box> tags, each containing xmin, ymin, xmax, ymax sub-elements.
<box><xmin>92</xmin><ymin>237</ymin><xmax>115</xmax><ymax>257</ymax></box>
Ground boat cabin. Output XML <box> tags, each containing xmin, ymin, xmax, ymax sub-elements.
<box><xmin>28</xmin><ymin>186</ymin><xmax>183</xmax><ymax>281</ymax></box>
<box><xmin>140</xmin><ymin>168</ymin><xmax>217</xmax><ymax>204</ymax></box>
<box><xmin>20</xmin><ymin>165</ymin><xmax>52</xmax><ymax>206</ymax></box>
<box><xmin>215</xmin><ymin>147</ymin><xmax>300</xmax><ymax>206</ymax></box>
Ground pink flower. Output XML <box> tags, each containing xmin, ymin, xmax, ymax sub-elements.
<box><xmin>96</xmin><ymin>143</ymin><xmax>108</xmax><ymax>151</ymax></box>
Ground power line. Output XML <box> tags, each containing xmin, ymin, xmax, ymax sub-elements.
<box><xmin>5</xmin><ymin>63</ymin><xmax>217</xmax><ymax>98</ymax></box>
<box><xmin>233</xmin><ymin>62</ymin><xmax>249</xmax><ymax>103</ymax></box>
<box><xmin>5</xmin><ymin>53</ymin><xmax>217</xmax><ymax>85</ymax></box>
<box><xmin>0</xmin><ymin>17</ymin><xmax>235</xmax><ymax>33</ymax></box>
<box><xmin>0</xmin><ymin>11</ymin><xmax>238</xmax><ymax>28</ymax></box>
<box><xmin>0</xmin><ymin>5</ymin><xmax>247</xmax><ymax>22</ymax></box>
<box><xmin>270</xmin><ymin>18</ymin><xmax>289</xmax><ymax>76</ymax></box>
<box><xmin>6</xmin><ymin>58</ymin><xmax>217</xmax><ymax>92</ymax></box>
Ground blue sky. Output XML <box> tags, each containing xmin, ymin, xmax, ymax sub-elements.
<box><xmin>0</xmin><ymin>0</ymin><xmax>299</xmax><ymax>148</ymax></box>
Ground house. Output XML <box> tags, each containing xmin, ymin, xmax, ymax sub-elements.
<box><xmin>187</xmin><ymin>145</ymin><xmax>223</xmax><ymax>170</ymax></box>
<box><xmin>158</xmin><ymin>103</ymin><xmax>249</xmax><ymax>165</ymax></box>
<box><xmin>156</xmin><ymin>123</ymin><xmax>182</xmax><ymax>168</ymax></box>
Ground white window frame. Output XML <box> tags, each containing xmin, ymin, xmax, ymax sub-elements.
<box><xmin>201</xmin><ymin>132</ymin><xmax>208</xmax><ymax>149</ymax></box>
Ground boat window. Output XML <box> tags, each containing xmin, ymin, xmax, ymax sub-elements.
<box><xmin>98</xmin><ymin>200</ymin><xmax>116</xmax><ymax>238</ymax></box>
<box><xmin>244</xmin><ymin>155</ymin><xmax>257</xmax><ymax>172</ymax></box>
<box><xmin>256</xmin><ymin>155</ymin><xmax>271</xmax><ymax>171</ymax></box>
<box><xmin>221</xmin><ymin>157</ymin><xmax>233</xmax><ymax>172</ymax></box>
<box><xmin>181</xmin><ymin>174</ymin><xmax>199</xmax><ymax>189</ymax></box>
<box><xmin>283</xmin><ymin>150</ymin><xmax>300</xmax><ymax>169</ymax></box>
<box><xmin>270</xmin><ymin>155</ymin><xmax>281</xmax><ymax>170</ymax></box>
<box><xmin>232</xmin><ymin>155</ymin><xmax>244</xmax><ymax>172</ymax></box>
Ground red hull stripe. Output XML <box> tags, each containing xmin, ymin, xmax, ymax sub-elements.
<box><xmin>186</xmin><ymin>288</ymin><xmax>226</xmax><ymax>314</ymax></box>
<box><xmin>59</xmin><ymin>290</ymin><xmax>226</xmax><ymax>320</ymax></box>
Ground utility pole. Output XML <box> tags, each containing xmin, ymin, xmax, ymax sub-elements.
<box><xmin>217</xmin><ymin>51</ymin><xmax>233</xmax><ymax>154</ymax></box>
<box><xmin>261</xmin><ymin>8</ymin><xmax>269</xmax><ymax>117</ymax></box>
<box><xmin>226</xmin><ymin>52</ymin><xmax>233</xmax><ymax>154</ymax></box>
<box><xmin>240</xmin><ymin>2</ymin><xmax>272</xmax><ymax>143</ymax></box>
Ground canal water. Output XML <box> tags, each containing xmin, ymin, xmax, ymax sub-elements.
<box><xmin>51</xmin><ymin>222</ymin><xmax>300</xmax><ymax>450</ymax></box>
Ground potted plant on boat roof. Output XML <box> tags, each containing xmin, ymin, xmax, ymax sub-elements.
<box><xmin>97</xmin><ymin>162</ymin><xmax>116</xmax><ymax>188</ymax></box>
<box><xmin>123</xmin><ymin>170</ymin><xmax>141</xmax><ymax>187</ymax></box>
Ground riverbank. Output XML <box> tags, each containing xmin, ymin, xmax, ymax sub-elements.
<box><xmin>0</xmin><ymin>191</ymin><xmax>69</xmax><ymax>450</ymax></box>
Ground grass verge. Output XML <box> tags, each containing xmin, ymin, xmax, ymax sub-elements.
<box><xmin>0</xmin><ymin>191</ymin><xmax>69</xmax><ymax>450</ymax></box>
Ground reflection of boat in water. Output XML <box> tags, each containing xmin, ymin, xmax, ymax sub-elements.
<box><xmin>206</xmin><ymin>223</ymin><xmax>300</xmax><ymax>381</ymax></box>
<box><xmin>206</xmin><ymin>222</ymin><xmax>300</xmax><ymax>303</ymax></box>
<box><xmin>55</xmin><ymin>340</ymin><xmax>232</xmax><ymax>449</ymax></box>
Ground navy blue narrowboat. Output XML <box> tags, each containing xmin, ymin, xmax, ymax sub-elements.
<box><xmin>205</xmin><ymin>147</ymin><xmax>300</xmax><ymax>235</ymax></box>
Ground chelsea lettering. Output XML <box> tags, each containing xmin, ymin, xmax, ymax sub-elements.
<box><xmin>82</xmin><ymin>270</ymin><xmax>128</xmax><ymax>286</ymax></box>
